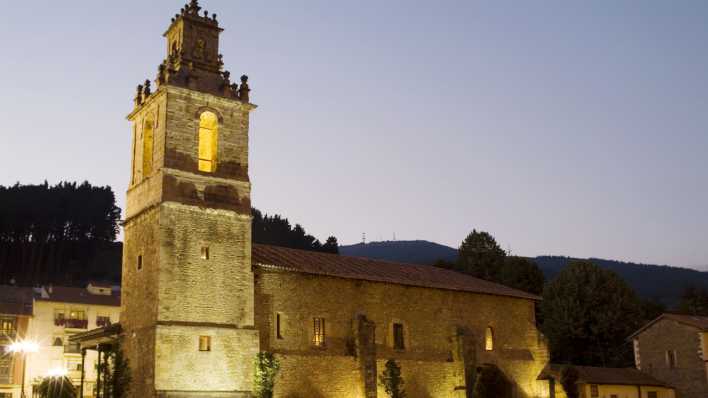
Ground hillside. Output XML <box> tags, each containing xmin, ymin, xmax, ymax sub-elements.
<box><xmin>339</xmin><ymin>240</ymin><xmax>708</xmax><ymax>306</ymax></box>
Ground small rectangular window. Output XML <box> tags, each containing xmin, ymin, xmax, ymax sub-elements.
<box><xmin>393</xmin><ymin>323</ymin><xmax>405</xmax><ymax>350</ymax></box>
<box><xmin>201</xmin><ymin>246</ymin><xmax>210</xmax><ymax>260</ymax></box>
<box><xmin>647</xmin><ymin>392</ymin><xmax>657</xmax><ymax>398</ymax></box>
<box><xmin>276</xmin><ymin>313</ymin><xmax>283</xmax><ymax>339</ymax></box>
<box><xmin>667</xmin><ymin>350</ymin><xmax>677</xmax><ymax>369</ymax></box>
<box><xmin>137</xmin><ymin>255</ymin><xmax>143</xmax><ymax>270</ymax></box>
<box><xmin>313</xmin><ymin>317</ymin><xmax>325</xmax><ymax>347</ymax></box>
<box><xmin>590</xmin><ymin>385</ymin><xmax>599</xmax><ymax>398</ymax></box>
<box><xmin>199</xmin><ymin>336</ymin><xmax>211</xmax><ymax>352</ymax></box>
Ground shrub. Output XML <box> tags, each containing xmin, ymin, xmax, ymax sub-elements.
<box><xmin>36</xmin><ymin>376</ymin><xmax>76</xmax><ymax>398</ymax></box>
<box><xmin>560</xmin><ymin>366</ymin><xmax>580</xmax><ymax>398</ymax></box>
<box><xmin>472</xmin><ymin>364</ymin><xmax>511</xmax><ymax>398</ymax></box>
<box><xmin>379</xmin><ymin>359</ymin><xmax>406</xmax><ymax>398</ymax></box>
<box><xmin>254</xmin><ymin>351</ymin><xmax>281</xmax><ymax>398</ymax></box>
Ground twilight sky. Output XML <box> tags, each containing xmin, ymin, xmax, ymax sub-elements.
<box><xmin>1</xmin><ymin>1</ymin><xmax>707</xmax><ymax>268</ymax></box>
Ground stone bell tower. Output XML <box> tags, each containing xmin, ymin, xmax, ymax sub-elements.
<box><xmin>120</xmin><ymin>1</ymin><xmax>258</xmax><ymax>396</ymax></box>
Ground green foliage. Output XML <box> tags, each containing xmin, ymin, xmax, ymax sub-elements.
<box><xmin>0</xmin><ymin>181</ymin><xmax>122</xmax><ymax>286</ymax></box>
<box><xmin>541</xmin><ymin>260</ymin><xmax>642</xmax><ymax>366</ymax></box>
<box><xmin>251</xmin><ymin>208</ymin><xmax>338</xmax><ymax>254</ymax></box>
<box><xmin>456</xmin><ymin>230</ymin><xmax>506</xmax><ymax>281</ymax></box>
<box><xmin>36</xmin><ymin>376</ymin><xmax>77</xmax><ymax>398</ymax></box>
<box><xmin>499</xmin><ymin>256</ymin><xmax>545</xmax><ymax>295</ymax></box>
<box><xmin>254</xmin><ymin>351</ymin><xmax>280</xmax><ymax>398</ymax></box>
<box><xmin>559</xmin><ymin>366</ymin><xmax>580</xmax><ymax>398</ymax></box>
<box><xmin>96</xmin><ymin>343</ymin><xmax>131</xmax><ymax>398</ymax></box>
<box><xmin>379</xmin><ymin>359</ymin><xmax>406</xmax><ymax>398</ymax></box>
<box><xmin>677</xmin><ymin>285</ymin><xmax>708</xmax><ymax>315</ymax></box>
<box><xmin>472</xmin><ymin>364</ymin><xmax>511</xmax><ymax>398</ymax></box>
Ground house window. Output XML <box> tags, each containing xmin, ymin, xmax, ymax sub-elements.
<box><xmin>198</xmin><ymin>111</ymin><xmax>219</xmax><ymax>172</ymax></box>
<box><xmin>0</xmin><ymin>355</ymin><xmax>12</xmax><ymax>384</ymax></box>
<box><xmin>70</xmin><ymin>310</ymin><xmax>86</xmax><ymax>321</ymax></box>
<box><xmin>54</xmin><ymin>310</ymin><xmax>66</xmax><ymax>326</ymax></box>
<box><xmin>137</xmin><ymin>255</ymin><xmax>143</xmax><ymax>270</ymax></box>
<box><xmin>313</xmin><ymin>317</ymin><xmax>325</xmax><ymax>347</ymax></box>
<box><xmin>610</xmin><ymin>395</ymin><xmax>618</xmax><ymax>398</ymax></box>
<box><xmin>667</xmin><ymin>350</ymin><xmax>678</xmax><ymax>369</ymax></box>
<box><xmin>199</xmin><ymin>336</ymin><xmax>211</xmax><ymax>352</ymax></box>
<box><xmin>0</xmin><ymin>317</ymin><xmax>15</xmax><ymax>337</ymax></box>
<box><xmin>201</xmin><ymin>246</ymin><xmax>210</xmax><ymax>260</ymax></box>
<box><xmin>485</xmin><ymin>326</ymin><xmax>494</xmax><ymax>351</ymax></box>
<box><xmin>647</xmin><ymin>392</ymin><xmax>657</xmax><ymax>398</ymax></box>
<box><xmin>276</xmin><ymin>313</ymin><xmax>283</xmax><ymax>340</ymax></box>
<box><xmin>142</xmin><ymin>118</ymin><xmax>154</xmax><ymax>177</ymax></box>
<box><xmin>96</xmin><ymin>316</ymin><xmax>111</xmax><ymax>327</ymax></box>
<box><xmin>590</xmin><ymin>384</ymin><xmax>599</xmax><ymax>398</ymax></box>
<box><xmin>393</xmin><ymin>323</ymin><xmax>405</xmax><ymax>350</ymax></box>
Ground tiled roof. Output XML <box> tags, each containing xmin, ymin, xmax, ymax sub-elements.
<box><xmin>538</xmin><ymin>364</ymin><xmax>671</xmax><ymax>387</ymax></box>
<box><xmin>38</xmin><ymin>286</ymin><xmax>121</xmax><ymax>307</ymax></box>
<box><xmin>0</xmin><ymin>286</ymin><xmax>34</xmax><ymax>315</ymax></box>
<box><xmin>628</xmin><ymin>313</ymin><xmax>708</xmax><ymax>339</ymax></box>
<box><xmin>252</xmin><ymin>244</ymin><xmax>540</xmax><ymax>300</ymax></box>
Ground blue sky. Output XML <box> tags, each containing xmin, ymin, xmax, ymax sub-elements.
<box><xmin>1</xmin><ymin>1</ymin><xmax>706</xmax><ymax>268</ymax></box>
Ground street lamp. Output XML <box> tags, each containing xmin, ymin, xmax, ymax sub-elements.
<box><xmin>6</xmin><ymin>339</ymin><xmax>39</xmax><ymax>398</ymax></box>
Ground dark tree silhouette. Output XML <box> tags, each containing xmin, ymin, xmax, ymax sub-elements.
<box><xmin>0</xmin><ymin>181</ymin><xmax>122</xmax><ymax>286</ymax></box>
<box><xmin>456</xmin><ymin>230</ymin><xmax>506</xmax><ymax>280</ymax></box>
<box><xmin>560</xmin><ymin>366</ymin><xmax>580</xmax><ymax>398</ymax></box>
<box><xmin>677</xmin><ymin>285</ymin><xmax>708</xmax><ymax>316</ymax></box>
<box><xmin>499</xmin><ymin>256</ymin><xmax>545</xmax><ymax>295</ymax></box>
<box><xmin>541</xmin><ymin>260</ymin><xmax>642</xmax><ymax>367</ymax></box>
<box><xmin>251</xmin><ymin>208</ymin><xmax>338</xmax><ymax>254</ymax></box>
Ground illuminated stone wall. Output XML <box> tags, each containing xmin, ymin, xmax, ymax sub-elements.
<box><xmin>634</xmin><ymin>319</ymin><xmax>708</xmax><ymax>398</ymax></box>
<box><xmin>254</xmin><ymin>270</ymin><xmax>549</xmax><ymax>398</ymax></box>
<box><xmin>122</xmin><ymin>84</ymin><xmax>258</xmax><ymax>397</ymax></box>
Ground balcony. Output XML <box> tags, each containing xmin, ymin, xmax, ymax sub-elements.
<box><xmin>54</xmin><ymin>318</ymin><xmax>88</xmax><ymax>329</ymax></box>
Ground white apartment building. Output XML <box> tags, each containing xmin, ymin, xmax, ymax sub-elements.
<box><xmin>0</xmin><ymin>283</ymin><xmax>120</xmax><ymax>398</ymax></box>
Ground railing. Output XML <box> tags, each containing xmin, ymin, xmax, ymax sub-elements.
<box><xmin>54</xmin><ymin>318</ymin><xmax>88</xmax><ymax>329</ymax></box>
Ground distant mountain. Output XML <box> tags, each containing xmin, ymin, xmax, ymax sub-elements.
<box><xmin>339</xmin><ymin>240</ymin><xmax>708</xmax><ymax>307</ymax></box>
<box><xmin>340</xmin><ymin>240</ymin><xmax>457</xmax><ymax>265</ymax></box>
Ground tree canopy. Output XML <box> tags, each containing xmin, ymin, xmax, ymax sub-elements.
<box><xmin>252</xmin><ymin>208</ymin><xmax>338</xmax><ymax>254</ymax></box>
<box><xmin>0</xmin><ymin>181</ymin><xmax>121</xmax><ymax>286</ymax></box>
<box><xmin>540</xmin><ymin>260</ymin><xmax>643</xmax><ymax>367</ymax></box>
<box><xmin>676</xmin><ymin>285</ymin><xmax>708</xmax><ymax>316</ymax></box>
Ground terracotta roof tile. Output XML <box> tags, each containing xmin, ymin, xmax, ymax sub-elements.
<box><xmin>629</xmin><ymin>313</ymin><xmax>708</xmax><ymax>339</ymax></box>
<box><xmin>538</xmin><ymin>364</ymin><xmax>671</xmax><ymax>387</ymax></box>
<box><xmin>252</xmin><ymin>244</ymin><xmax>539</xmax><ymax>300</ymax></box>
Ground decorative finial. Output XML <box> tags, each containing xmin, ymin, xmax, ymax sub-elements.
<box><xmin>143</xmin><ymin>79</ymin><xmax>152</xmax><ymax>97</ymax></box>
<box><xmin>157</xmin><ymin>63</ymin><xmax>166</xmax><ymax>86</ymax></box>
<box><xmin>238</xmin><ymin>75</ymin><xmax>250</xmax><ymax>103</ymax></box>
<box><xmin>213</xmin><ymin>13</ymin><xmax>217</xmax><ymax>22</ymax></box>
<box><xmin>135</xmin><ymin>84</ymin><xmax>144</xmax><ymax>106</ymax></box>
<box><xmin>204</xmin><ymin>10</ymin><xmax>209</xmax><ymax>18</ymax></box>
<box><xmin>188</xmin><ymin>0</ymin><xmax>201</xmax><ymax>14</ymax></box>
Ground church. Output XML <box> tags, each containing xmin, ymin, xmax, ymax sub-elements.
<box><xmin>73</xmin><ymin>1</ymin><xmax>549</xmax><ymax>397</ymax></box>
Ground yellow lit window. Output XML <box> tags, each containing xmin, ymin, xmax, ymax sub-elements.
<box><xmin>199</xmin><ymin>336</ymin><xmax>211</xmax><ymax>352</ymax></box>
<box><xmin>201</xmin><ymin>246</ymin><xmax>210</xmax><ymax>260</ymax></box>
<box><xmin>198</xmin><ymin>111</ymin><xmax>219</xmax><ymax>172</ymax></box>
<box><xmin>485</xmin><ymin>326</ymin><xmax>494</xmax><ymax>351</ymax></box>
<box><xmin>137</xmin><ymin>255</ymin><xmax>143</xmax><ymax>270</ymax></box>
<box><xmin>142</xmin><ymin>119</ymin><xmax>154</xmax><ymax>177</ymax></box>
<box><xmin>313</xmin><ymin>317</ymin><xmax>325</xmax><ymax>347</ymax></box>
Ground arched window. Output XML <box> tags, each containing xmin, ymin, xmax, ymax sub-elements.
<box><xmin>198</xmin><ymin>111</ymin><xmax>219</xmax><ymax>172</ymax></box>
<box><xmin>485</xmin><ymin>326</ymin><xmax>494</xmax><ymax>351</ymax></box>
<box><xmin>142</xmin><ymin>118</ymin><xmax>154</xmax><ymax>177</ymax></box>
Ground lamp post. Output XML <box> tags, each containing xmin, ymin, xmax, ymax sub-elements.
<box><xmin>7</xmin><ymin>339</ymin><xmax>39</xmax><ymax>398</ymax></box>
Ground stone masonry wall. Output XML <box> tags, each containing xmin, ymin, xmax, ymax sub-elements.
<box><xmin>636</xmin><ymin>319</ymin><xmax>708</xmax><ymax>398</ymax></box>
<box><xmin>254</xmin><ymin>270</ymin><xmax>549</xmax><ymax>398</ymax></box>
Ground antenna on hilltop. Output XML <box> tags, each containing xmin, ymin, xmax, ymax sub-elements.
<box><xmin>393</xmin><ymin>232</ymin><xmax>396</xmax><ymax>241</ymax></box>
<box><xmin>362</xmin><ymin>232</ymin><xmax>366</xmax><ymax>245</ymax></box>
